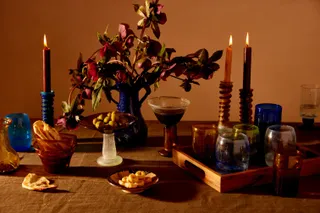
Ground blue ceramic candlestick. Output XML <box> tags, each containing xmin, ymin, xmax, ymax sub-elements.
<box><xmin>40</xmin><ymin>91</ymin><xmax>55</xmax><ymax>126</ymax></box>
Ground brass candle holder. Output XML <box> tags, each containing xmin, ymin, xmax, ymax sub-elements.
<box><xmin>218</xmin><ymin>81</ymin><xmax>233</xmax><ymax>129</ymax></box>
<box><xmin>239</xmin><ymin>89</ymin><xmax>253</xmax><ymax>124</ymax></box>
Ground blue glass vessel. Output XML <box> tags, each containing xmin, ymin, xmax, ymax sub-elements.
<box><xmin>5</xmin><ymin>113</ymin><xmax>32</xmax><ymax>152</ymax></box>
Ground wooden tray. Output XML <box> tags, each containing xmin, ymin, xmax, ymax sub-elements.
<box><xmin>172</xmin><ymin>144</ymin><xmax>320</xmax><ymax>193</ymax></box>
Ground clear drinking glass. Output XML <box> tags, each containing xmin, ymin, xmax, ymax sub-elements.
<box><xmin>300</xmin><ymin>84</ymin><xmax>320</xmax><ymax>127</ymax></box>
<box><xmin>215</xmin><ymin>132</ymin><xmax>250</xmax><ymax>173</ymax></box>
<box><xmin>5</xmin><ymin>113</ymin><xmax>32</xmax><ymax>152</ymax></box>
<box><xmin>265</xmin><ymin>125</ymin><xmax>297</xmax><ymax>167</ymax></box>
<box><xmin>148</xmin><ymin>96</ymin><xmax>190</xmax><ymax>157</ymax></box>
<box><xmin>233</xmin><ymin>124</ymin><xmax>259</xmax><ymax>164</ymax></box>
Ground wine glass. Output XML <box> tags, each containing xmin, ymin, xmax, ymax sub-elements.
<box><xmin>300</xmin><ymin>84</ymin><xmax>320</xmax><ymax>128</ymax></box>
<box><xmin>148</xmin><ymin>96</ymin><xmax>190</xmax><ymax>157</ymax></box>
<box><xmin>264</xmin><ymin>125</ymin><xmax>297</xmax><ymax>167</ymax></box>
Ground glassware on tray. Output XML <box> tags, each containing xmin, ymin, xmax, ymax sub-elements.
<box><xmin>192</xmin><ymin>124</ymin><xmax>218</xmax><ymax>161</ymax></box>
<box><xmin>264</xmin><ymin>125</ymin><xmax>297</xmax><ymax>167</ymax></box>
<box><xmin>254</xmin><ymin>103</ymin><xmax>282</xmax><ymax>164</ymax></box>
<box><xmin>215</xmin><ymin>132</ymin><xmax>250</xmax><ymax>173</ymax></box>
<box><xmin>233</xmin><ymin>123</ymin><xmax>260</xmax><ymax>165</ymax></box>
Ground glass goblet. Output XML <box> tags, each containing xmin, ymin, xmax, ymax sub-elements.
<box><xmin>148</xmin><ymin>96</ymin><xmax>190</xmax><ymax>157</ymax></box>
<box><xmin>265</xmin><ymin>125</ymin><xmax>297</xmax><ymax>167</ymax></box>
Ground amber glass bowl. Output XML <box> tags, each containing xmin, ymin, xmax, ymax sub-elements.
<box><xmin>33</xmin><ymin>133</ymin><xmax>77</xmax><ymax>174</ymax></box>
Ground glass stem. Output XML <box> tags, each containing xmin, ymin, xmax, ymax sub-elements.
<box><xmin>164</xmin><ymin>125</ymin><xmax>177</xmax><ymax>152</ymax></box>
<box><xmin>102</xmin><ymin>133</ymin><xmax>117</xmax><ymax>160</ymax></box>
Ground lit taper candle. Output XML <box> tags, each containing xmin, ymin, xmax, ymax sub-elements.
<box><xmin>224</xmin><ymin>35</ymin><xmax>233</xmax><ymax>82</ymax></box>
<box><xmin>43</xmin><ymin>34</ymin><xmax>51</xmax><ymax>92</ymax></box>
<box><xmin>243</xmin><ymin>32</ymin><xmax>252</xmax><ymax>92</ymax></box>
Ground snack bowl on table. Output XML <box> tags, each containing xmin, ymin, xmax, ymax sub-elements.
<box><xmin>80</xmin><ymin>112</ymin><xmax>137</xmax><ymax>167</ymax></box>
<box><xmin>33</xmin><ymin>133</ymin><xmax>77</xmax><ymax>174</ymax></box>
<box><xmin>80</xmin><ymin>111</ymin><xmax>137</xmax><ymax>134</ymax></box>
<box><xmin>107</xmin><ymin>169</ymin><xmax>159</xmax><ymax>194</ymax></box>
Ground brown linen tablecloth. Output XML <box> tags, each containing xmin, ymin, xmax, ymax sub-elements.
<box><xmin>0</xmin><ymin>147</ymin><xmax>320</xmax><ymax>213</ymax></box>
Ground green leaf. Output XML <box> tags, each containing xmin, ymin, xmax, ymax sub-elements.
<box><xmin>153</xmin><ymin>81</ymin><xmax>160</xmax><ymax>91</ymax></box>
<box><xmin>92</xmin><ymin>86</ymin><xmax>103</xmax><ymax>111</ymax></box>
<box><xmin>198</xmin><ymin>49</ymin><xmax>209</xmax><ymax>64</ymax></box>
<box><xmin>137</xmin><ymin>5</ymin><xmax>146</xmax><ymax>18</ymax></box>
<box><xmin>97</xmin><ymin>32</ymin><xmax>106</xmax><ymax>45</ymax></box>
<box><xmin>61</xmin><ymin>101</ymin><xmax>71</xmax><ymax>113</ymax></box>
<box><xmin>158</xmin><ymin>43</ymin><xmax>166</xmax><ymax>58</ymax></box>
<box><xmin>145</xmin><ymin>0</ymin><xmax>150</xmax><ymax>17</ymax></box>
<box><xmin>137</xmin><ymin>18</ymin><xmax>145</xmax><ymax>28</ymax></box>
<box><xmin>151</xmin><ymin>22</ymin><xmax>160</xmax><ymax>39</ymax></box>
<box><xmin>103</xmin><ymin>25</ymin><xmax>110</xmax><ymax>41</ymax></box>
<box><xmin>209</xmin><ymin>50</ymin><xmax>223</xmax><ymax>62</ymax></box>
<box><xmin>94</xmin><ymin>78</ymin><xmax>103</xmax><ymax>90</ymax></box>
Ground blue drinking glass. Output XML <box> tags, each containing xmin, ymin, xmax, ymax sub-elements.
<box><xmin>254</xmin><ymin>103</ymin><xmax>282</xmax><ymax>164</ymax></box>
<box><xmin>5</xmin><ymin>113</ymin><xmax>32</xmax><ymax>152</ymax></box>
<box><xmin>215</xmin><ymin>132</ymin><xmax>250</xmax><ymax>173</ymax></box>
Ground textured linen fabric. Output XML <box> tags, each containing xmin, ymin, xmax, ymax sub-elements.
<box><xmin>0</xmin><ymin>149</ymin><xmax>319</xmax><ymax>213</ymax></box>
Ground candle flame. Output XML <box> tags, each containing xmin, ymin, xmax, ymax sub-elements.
<box><xmin>43</xmin><ymin>34</ymin><xmax>48</xmax><ymax>47</ymax></box>
<box><xmin>246</xmin><ymin>32</ymin><xmax>249</xmax><ymax>46</ymax></box>
<box><xmin>229</xmin><ymin>35</ymin><xmax>233</xmax><ymax>46</ymax></box>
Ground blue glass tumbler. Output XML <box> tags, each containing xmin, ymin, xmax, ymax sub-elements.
<box><xmin>215</xmin><ymin>132</ymin><xmax>250</xmax><ymax>173</ymax></box>
<box><xmin>254</xmin><ymin>103</ymin><xmax>282</xmax><ymax>165</ymax></box>
<box><xmin>5</xmin><ymin>113</ymin><xmax>32</xmax><ymax>152</ymax></box>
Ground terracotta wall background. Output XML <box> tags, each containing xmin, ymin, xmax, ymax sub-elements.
<box><xmin>1</xmin><ymin>0</ymin><xmax>320</xmax><ymax>122</ymax></box>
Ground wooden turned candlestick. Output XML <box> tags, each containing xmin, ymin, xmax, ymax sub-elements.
<box><xmin>218</xmin><ymin>81</ymin><xmax>233</xmax><ymax>129</ymax></box>
<box><xmin>239</xmin><ymin>89</ymin><xmax>253</xmax><ymax>124</ymax></box>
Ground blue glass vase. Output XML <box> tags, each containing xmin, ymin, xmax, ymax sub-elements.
<box><xmin>5</xmin><ymin>113</ymin><xmax>32</xmax><ymax>152</ymax></box>
<box><xmin>115</xmin><ymin>84</ymin><xmax>148</xmax><ymax>146</ymax></box>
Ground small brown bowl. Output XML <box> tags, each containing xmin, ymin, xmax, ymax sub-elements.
<box><xmin>33</xmin><ymin>133</ymin><xmax>77</xmax><ymax>174</ymax></box>
<box><xmin>107</xmin><ymin>169</ymin><xmax>159</xmax><ymax>194</ymax></box>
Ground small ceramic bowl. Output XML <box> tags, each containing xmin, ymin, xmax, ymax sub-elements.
<box><xmin>107</xmin><ymin>169</ymin><xmax>159</xmax><ymax>194</ymax></box>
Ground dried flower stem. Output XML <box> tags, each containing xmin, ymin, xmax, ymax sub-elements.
<box><xmin>132</xmin><ymin>21</ymin><xmax>147</xmax><ymax>75</ymax></box>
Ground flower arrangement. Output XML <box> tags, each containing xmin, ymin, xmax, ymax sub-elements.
<box><xmin>58</xmin><ymin>0</ymin><xmax>223</xmax><ymax>130</ymax></box>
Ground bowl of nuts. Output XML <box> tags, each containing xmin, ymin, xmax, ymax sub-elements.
<box><xmin>107</xmin><ymin>169</ymin><xmax>159</xmax><ymax>193</ymax></box>
<box><xmin>80</xmin><ymin>111</ymin><xmax>137</xmax><ymax>133</ymax></box>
